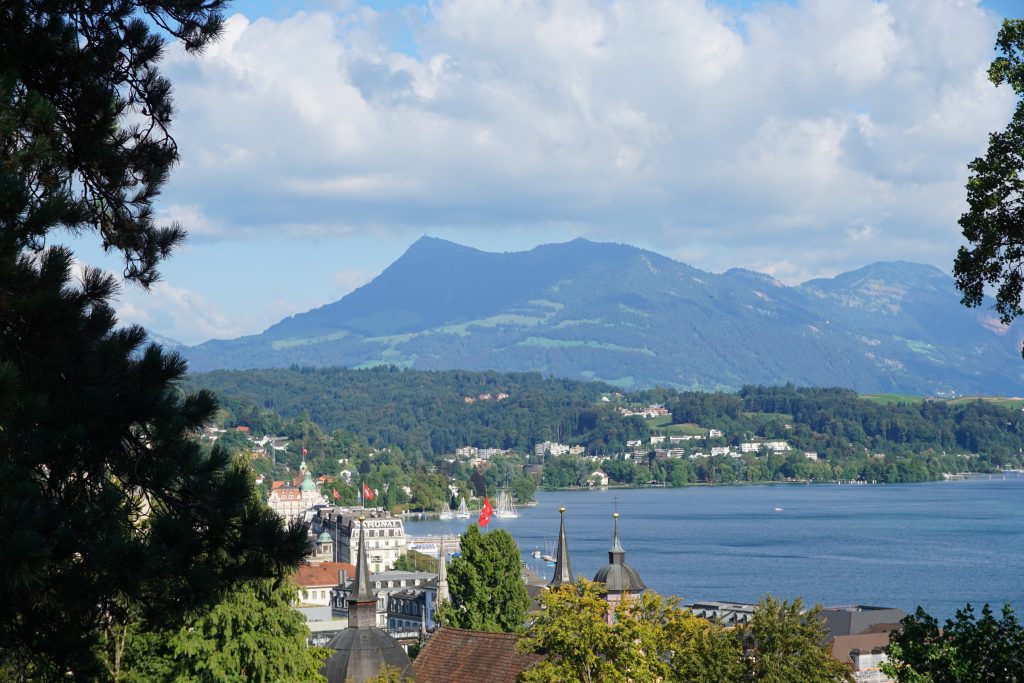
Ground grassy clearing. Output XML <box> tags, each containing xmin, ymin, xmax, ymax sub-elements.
<box><xmin>644</xmin><ymin>417</ymin><xmax>706</xmax><ymax>435</ymax></box>
<box><xmin>861</xmin><ymin>393</ymin><xmax>1024</xmax><ymax>410</ymax></box>
<box><xmin>861</xmin><ymin>393</ymin><xmax>925</xmax><ymax>405</ymax></box>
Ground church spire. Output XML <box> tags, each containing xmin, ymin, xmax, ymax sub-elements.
<box><xmin>549</xmin><ymin>506</ymin><xmax>573</xmax><ymax>588</ymax></box>
<box><xmin>609</xmin><ymin>511</ymin><xmax>625</xmax><ymax>563</ymax></box>
<box><xmin>348</xmin><ymin>516</ymin><xmax>376</xmax><ymax>628</ymax></box>
<box><xmin>436</xmin><ymin>537</ymin><xmax>449</xmax><ymax>606</ymax></box>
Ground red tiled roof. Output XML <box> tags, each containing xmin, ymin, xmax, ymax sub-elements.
<box><xmin>270</xmin><ymin>487</ymin><xmax>301</xmax><ymax>501</ymax></box>
<box><xmin>413</xmin><ymin>626</ymin><xmax>543</xmax><ymax>683</ymax></box>
<box><xmin>294</xmin><ymin>561</ymin><xmax>356</xmax><ymax>588</ymax></box>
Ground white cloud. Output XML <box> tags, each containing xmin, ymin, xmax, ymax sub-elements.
<box><xmin>331</xmin><ymin>268</ymin><xmax>377</xmax><ymax>295</ymax></box>
<box><xmin>115</xmin><ymin>282</ymin><xmax>253</xmax><ymax>345</ymax></box>
<box><xmin>140</xmin><ymin>0</ymin><xmax>1018</xmax><ymax>344</ymax></box>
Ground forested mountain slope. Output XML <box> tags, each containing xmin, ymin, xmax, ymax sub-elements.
<box><xmin>180</xmin><ymin>238</ymin><xmax>1024</xmax><ymax>395</ymax></box>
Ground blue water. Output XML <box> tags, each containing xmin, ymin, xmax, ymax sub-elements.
<box><xmin>405</xmin><ymin>477</ymin><xmax>1024</xmax><ymax>619</ymax></box>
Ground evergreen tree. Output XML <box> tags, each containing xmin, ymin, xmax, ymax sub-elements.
<box><xmin>0</xmin><ymin>2</ymin><xmax>309</xmax><ymax>678</ymax></box>
<box><xmin>442</xmin><ymin>525</ymin><xmax>529</xmax><ymax>633</ymax></box>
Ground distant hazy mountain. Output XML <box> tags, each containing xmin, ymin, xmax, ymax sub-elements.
<box><xmin>145</xmin><ymin>331</ymin><xmax>183</xmax><ymax>349</ymax></box>
<box><xmin>180</xmin><ymin>237</ymin><xmax>1024</xmax><ymax>395</ymax></box>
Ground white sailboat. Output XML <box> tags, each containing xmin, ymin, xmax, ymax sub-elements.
<box><xmin>493</xmin><ymin>489</ymin><xmax>519</xmax><ymax>519</ymax></box>
<box><xmin>439</xmin><ymin>503</ymin><xmax>454</xmax><ymax>520</ymax></box>
<box><xmin>456</xmin><ymin>497</ymin><xmax>470</xmax><ymax>519</ymax></box>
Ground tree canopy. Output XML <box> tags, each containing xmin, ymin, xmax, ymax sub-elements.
<box><xmin>520</xmin><ymin>579</ymin><xmax>744</xmax><ymax>683</ymax></box>
<box><xmin>954</xmin><ymin>19</ymin><xmax>1024</xmax><ymax>336</ymax></box>
<box><xmin>744</xmin><ymin>596</ymin><xmax>853</xmax><ymax>683</ymax></box>
<box><xmin>442</xmin><ymin>524</ymin><xmax>530</xmax><ymax>633</ymax></box>
<box><xmin>882</xmin><ymin>603</ymin><xmax>1024</xmax><ymax>682</ymax></box>
<box><xmin>519</xmin><ymin>583</ymin><xmax>852</xmax><ymax>683</ymax></box>
<box><xmin>110</xmin><ymin>579</ymin><xmax>329</xmax><ymax>683</ymax></box>
<box><xmin>0</xmin><ymin>2</ymin><xmax>309</xmax><ymax>678</ymax></box>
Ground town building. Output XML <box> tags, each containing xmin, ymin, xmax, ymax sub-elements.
<box><xmin>686</xmin><ymin>600</ymin><xmax>759</xmax><ymax>626</ymax></box>
<box><xmin>413</xmin><ymin>627</ymin><xmax>542</xmax><ymax>683</ymax></box>
<box><xmin>831</xmin><ymin>631</ymin><xmax>897</xmax><ymax>682</ymax></box>
<box><xmin>820</xmin><ymin>605</ymin><xmax>906</xmax><ymax>639</ymax></box>
<box><xmin>313</xmin><ymin>507</ymin><xmax>407</xmax><ymax>572</ymax></box>
<box><xmin>267</xmin><ymin>470</ymin><xmax>327</xmax><ymax>522</ymax></box>
<box><xmin>320</xmin><ymin>515</ymin><xmax>415</xmax><ymax>683</ymax></box>
<box><xmin>331</xmin><ymin>570</ymin><xmax>438</xmax><ymax>629</ymax></box>
<box><xmin>592</xmin><ymin>512</ymin><xmax>647</xmax><ymax>623</ymax></box>
<box><xmin>534</xmin><ymin>441</ymin><xmax>570</xmax><ymax>457</ymax></box>
<box><xmin>294</xmin><ymin>561</ymin><xmax>356</xmax><ymax>607</ymax></box>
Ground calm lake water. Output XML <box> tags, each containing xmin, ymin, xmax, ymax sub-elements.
<box><xmin>406</xmin><ymin>477</ymin><xmax>1024</xmax><ymax>619</ymax></box>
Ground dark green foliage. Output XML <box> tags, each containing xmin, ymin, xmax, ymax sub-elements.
<box><xmin>196</xmin><ymin>369</ymin><xmax>1024</xmax><ymax>491</ymax></box>
<box><xmin>0</xmin><ymin>2</ymin><xmax>310</xmax><ymax>678</ymax></box>
<box><xmin>510</xmin><ymin>475</ymin><xmax>537</xmax><ymax>503</ymax></box>
<box><xmin>1</xmin><ymin>0</ymin><xmax>228</xmax><ymax>285</ymax></box>
<box><xmin>955</xmin><ymin>19</ymin><xmax>1024</xmax><ymax>344</ymax></box>
<box><xmin>0</xmin><ymin>248</ymin><xmax>309</xmax><ymax>679</ymax></box>
<box><xmin>188</xmin><ymin>366</ymin><xmax>651</xmax><ymax>456</ymax></box>
<box><xmin>443</xmin><ymin>525</ymin><xmax>529</xmax><ymax>633</ymax></box>
<box><xmin>883</xmin><ymin>604</ymin><xmax>1024</xmax><ymax>682</ymax></box>
<box><xmin>112</xmin><ymin>580</ymin><xmax>329</xmax><ymax>682</ymax></box>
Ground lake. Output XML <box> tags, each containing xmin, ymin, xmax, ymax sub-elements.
<box><xmin>405</xmin><ymin>476</ymin><xmax>1024</xmax><ymax>619</ymax></box>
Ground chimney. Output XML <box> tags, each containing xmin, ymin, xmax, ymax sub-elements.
<box><xmin>339</xmin><ymin>569</ymin><xmax>347</xmax><ymax>585</ymax></box>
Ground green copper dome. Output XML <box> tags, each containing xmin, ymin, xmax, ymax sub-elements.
<box><xmin>300</xmin><ymin>470</ymin><xmax>317</xmax><ymax>493</ymax></box>
<box><xmin>318</xmin><ymin>531</ymin><xmax>333</xmax><ymax>543</ymax></box>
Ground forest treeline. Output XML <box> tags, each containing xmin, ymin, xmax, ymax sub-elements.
<box><xmin>187</xmin><ymin>367</ymin><xmax>1024</xmax><ymax>491</ymax></box>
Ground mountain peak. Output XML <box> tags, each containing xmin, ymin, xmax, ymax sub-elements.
<box><xmin>182</xmin><ymin>240</ymin><xmax>1024</xmax><ymax>396</ymax></box>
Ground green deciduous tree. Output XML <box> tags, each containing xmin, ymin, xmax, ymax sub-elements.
<box><xmin>110</xmin><ymin>579</ymin><xmax>329</xmax><ymax>683</ymax></box>
<box><xmin>954</xmin><ymin>19</ymin><xmax>1024</xmax><ymax>337</ymax></box>
<box><xmin>519</xmin><ymin>579</ymin><xmax>743</xmax><ymax>683</ymax></box>
<box><xmin>442</xmin><ymin>524</ymin><xmax>529</xmax><ymax>633</ymax></box>
<box><xmin>743</xmin><ymin>596</ymin><xmax>853</xmax><ymax>683</ymax></box>
<box><xmin>0</xmin><ymin>2</ymin><xmax>310</xmax><ymax>678</ymax></box>
<box><xmin>882</xmin><ymin>603</ymin><xmax>1024</xmax><ymax>682</ymax></box>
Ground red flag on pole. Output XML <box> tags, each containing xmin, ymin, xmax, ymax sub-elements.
<box><xmin>302</xmin><ymin>447</ymin><xmax>308</xmax><ymax>456</ymax></box>
<box><xmin>362</xmin><ymin>482</ymin><xmax>374</xmax><ymax>501</ymax></box>
<box><xmin>478</xmin><ymin>495</ymin><xmax>493</xmax><ymax>527</ymax></box>
<box><xmin>333</xmin><ymin>488</ymin><xmax>340</xmax><ymax>501</ymax></box>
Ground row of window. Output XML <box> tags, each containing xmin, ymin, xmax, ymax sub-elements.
<box><xmin>359</xmin><ymin>528</ymin><xmax>401</xmax><ymax>538</ymax></box>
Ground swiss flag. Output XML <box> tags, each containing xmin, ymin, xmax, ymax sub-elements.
<box><xmin>362</xmin><ymin>482</ymin><xmax>374</xmax><ymax>501</ymax></box>
<box><xmin>478</xmin><ymin>496</ymin><xmax>493</xmax><ymax>527</ymax></box>
<box><xmin>333</xmin><ymin>488</ymin><xmax>340</xmax><ymax>501</ymax></box>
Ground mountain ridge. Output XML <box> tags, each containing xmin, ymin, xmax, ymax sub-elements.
<box><xmin>178</xmin><ymin>237</ymin><xmax>1024</xmax><ymax>395</ymax></box>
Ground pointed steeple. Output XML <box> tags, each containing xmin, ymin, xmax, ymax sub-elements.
<box><xmin>348</xmin><ymin>516</ymin><xmax>377</xmax><ymax>628</ymax></box>
<box><xmin>436</xmin><ymin>541</ymin><xmax>449</xmax><ymax>605</ymax></box>
<box><xmin>609</xmin><ymin>511</ymin><xmax>625</xmax><ymax>563</ymax></box>
<box><xmin>548</xmin><ymin>506</ymin><xmax>573</xmax><ymax>588</ymax></box>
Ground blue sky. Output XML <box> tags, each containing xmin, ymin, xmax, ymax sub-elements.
<box><xmin>71</xmin><ymin>0</ymin><xmax>1024</xmax><ymax>344</ymax></box>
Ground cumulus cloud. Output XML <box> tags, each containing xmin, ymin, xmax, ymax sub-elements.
<box><xmin>115</xmin><ymin>282</ymin><xmax>251</xmax><ymax>344</ymax></box>
<box><xmin>150</xmin><ymin>0</ymin><xmax>1013</xmax><ymax>290</ymax></box>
